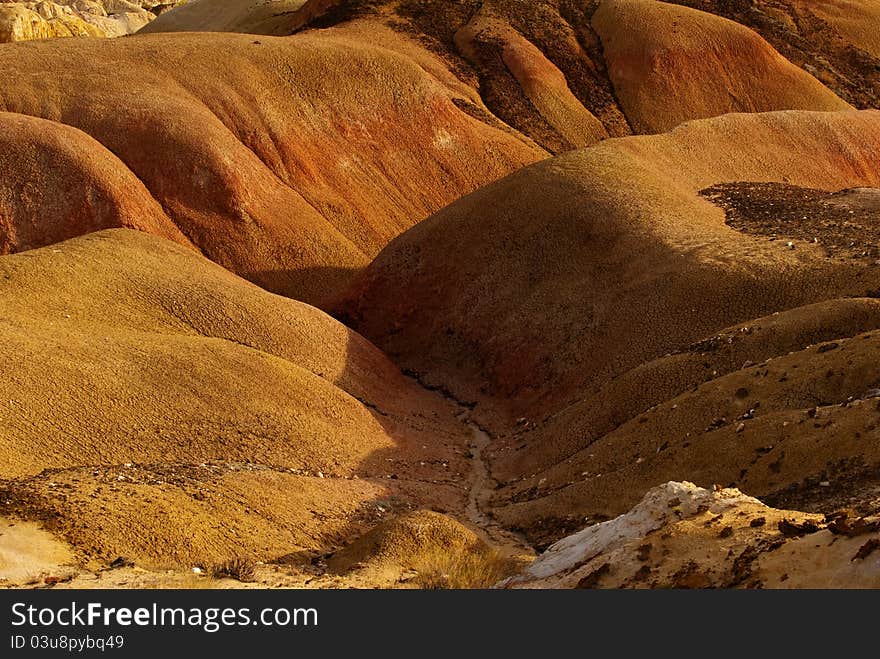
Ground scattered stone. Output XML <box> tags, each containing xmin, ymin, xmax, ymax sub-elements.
<box><xmin>851</xmin><ymin>539</ymin><xmax>880</xmax><ymax>562</ymax></box>
<box><xmin>575</xmin><ymin>563</ymin><xmax>610</xmax><ymax>589</ymax></box>
<box><xmin>706</xmin><ymin>417</ymin><xmax>728</xmax><ymax>431</ymax></box>
<box><xmin>828</xmin><ymin>515</ymin><xmax>880</xmax><ymax>537</ymax></box>
<box><xmin>632</xmin><ymin>564</ymin><xmax>652</xmax><ymax>581</ymax></box>
<box><xmin>778</xmin><ymin>519</ymin><xmax>821</xmax><ymax>537</ymax></box>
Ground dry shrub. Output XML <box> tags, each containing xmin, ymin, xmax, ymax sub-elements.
<box><xmin>211</xmin><ymin>557</ymin><xmax>257</xmax><ymax>583</ymax></box>
<box><xmin>412</xmin><ymin>548</ymin><xmax>522</xmax><ymax>589</ymax></box>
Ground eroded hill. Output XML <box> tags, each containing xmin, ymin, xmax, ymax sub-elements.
<box><xmin>1</xmin><ymin>0</ymin><xmax>879</xmax><ymax>589</ymax></box>
<box><xmin>0</xmin><ymin>30</ymin><xmax>541</xmax><ymax>305</ymax></box>
<box><xmin>337</xmin><ymin>109</ymin><xmax>880</xmax><ymax>548</ymax></box>
<box><xmin>3</xmin><ymin>0</ymin><xmax>875</xmax><ymax>306</ymax></box>
<box><xmin>146</xmin><ymin>0</ymin><xmax>880</xmax><ymax>142</ymax></box>
<box><xmin>0</xmin><ymin>229</ymin><xmax>476</xmax><ymax>572</ymax></box>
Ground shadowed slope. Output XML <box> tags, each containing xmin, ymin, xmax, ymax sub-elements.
<box><xmin>454</xmin><ymin>2</ymin><xmax>609</xmax><ymax>151</ymax></box>
<box><xmin>796</xmin><ymin>0</ymin><xmax>880</xmax><ymax>59</ymax></box>
<box><xmin>0</xmin><ymin>229</ymin><xmax>471</xmax><ymax>565</ymax></box>
<box><xmin>491</xmin><ymin>298</ymin><xmax>880</xmax><ymax>484</ymax></box>
<box><xmin>336</xmin><ymin>110</ymin><xmax>880</xmax><ymax>428</ymax></box>
<box><xmin>489</xmin><ymin>299</ymin><xmax>880</xmax><ymax>544</ymax></box>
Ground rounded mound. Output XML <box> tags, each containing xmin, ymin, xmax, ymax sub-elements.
<box><xmin>0</xmin><ymin>463</ymin><xmax>466</xmax><ymax>568</ymax></box>
<box><xmin>0</xmin><ymin>229</ymin><xmax>473</xmax><ymax>566</ymax></box>
<box><xmin>0</xmin><ymin>112</ymin><xmax>189</xmax><ymax>254</ymax></box>
<box><xmin>0</xmin><ymin>229</ymin><xmax>468</xmax><ymax>479</ymax></box>
<box><xmin>328</xmin><ymin>510</ymin><xmax>485</xmax><ymax>574</ymax></box>
<box><xmin>592</xmin><ymin>0</ymin><xmax>850</xmax><ymax>133</ymax></box>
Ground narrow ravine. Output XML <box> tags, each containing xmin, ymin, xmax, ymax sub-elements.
<box><xmin>405</xmin><ymin>374</ymin><xmax>535</xmax><ymax>557</ymax></box>
<box><xmin>461</xmin><ymin>415</ymin><xmax>534</xmax><ymax>557</ymax></box>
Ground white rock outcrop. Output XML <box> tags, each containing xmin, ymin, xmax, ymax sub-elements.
<box><xmin>505</xmin><ymin>481</ymin><xmax>880</xmax><ymax>589</ymax></box>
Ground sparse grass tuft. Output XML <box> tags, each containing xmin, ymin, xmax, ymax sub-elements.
<box><xmin>211</xmin><ymin>557</ymin><xmax>257</xmax><ymax>583</ymax></box>
<box><xmin>412</xmin><ymin>548</ymin><xmax>522</xmax><ymax>589</ymax></box>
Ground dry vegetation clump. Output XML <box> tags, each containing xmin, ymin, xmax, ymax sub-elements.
<box><xmin>412</xmin><ymin>548</ymin><xmax>523</xmax><ymax>589</ymax></box>
<box><xmin>210</xmin><ymin>557</ymin><xmax>257</xmax><ymax>583</ymax></box>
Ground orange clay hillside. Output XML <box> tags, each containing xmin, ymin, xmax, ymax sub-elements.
<box><xmin>336</xmin><ymin>108</ymin><xmax>880</xmax><ymax>547</ymax></box>
<box><xmin>1</xmin><ymin>0</ymin><xmax>870</xmax><ymax>309</ymax></box>
<box><xmin>591</xmin><ymin>0</ymin><xmax>851</xmax><ymax>133</ymax></box>
<box><xmin>0</xmin><ymin>113</ymin><xmax>191</xmax><ymax>251</ymax></box>
<box><xmin>1</xmin><ymin>0</ymin><xmax>879</xmax><ymax>590</ymax></box>
<box><xmin>0</xmin><ymin>29</ymin><xmax>542</xmax><ymax>305</ymax></box>
<box><xmin>143</xmin><ymin>0</ymin><xmax>880</xmax><ymax>138</ymax></box>
<box><xmin>661</xmin><ymin>0</ymin><xmax>880</xmax><ymax>109</ymax></box>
